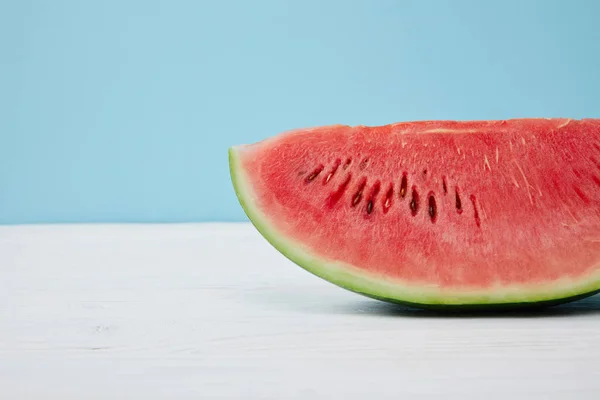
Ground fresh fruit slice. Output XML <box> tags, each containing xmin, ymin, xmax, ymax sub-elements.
<box><xmin>229</xmin><ymin>118</ymin><xmax>600</xmax><ymax>310</ymax></box>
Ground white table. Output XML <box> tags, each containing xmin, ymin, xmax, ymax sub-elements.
<box><xmin>1</xmin><ymin>223</ymin><xmax>599</xmax><ymax>399</ymax></box>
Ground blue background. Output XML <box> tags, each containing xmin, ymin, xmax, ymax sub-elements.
<box><xmin>2</xmin><ymin>0</ymin><xmax>599</xmax><ymax>224</ymax></box>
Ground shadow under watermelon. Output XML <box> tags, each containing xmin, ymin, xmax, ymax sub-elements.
<box><xmin>239</xmin><ymin>284</ymin><xmax>600</xmax><ymax>318</ymax></box>
<box><xmin>349</xmin><ymin>294</ymin><xmax>600</xmax><ymax>318</ymax></box>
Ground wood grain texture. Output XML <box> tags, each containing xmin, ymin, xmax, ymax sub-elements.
<box><xmin>1</xmin><ymin>223</ymin><xmax>600</xmax><ymax>399</ymax></box>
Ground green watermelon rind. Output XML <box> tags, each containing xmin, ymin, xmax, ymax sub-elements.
<box><xmin>229</xmin><ymin>146</ymin><xmax>600</xmax><ymax>310</ymax></box>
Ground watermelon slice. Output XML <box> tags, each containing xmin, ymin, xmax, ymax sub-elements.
<box><xmin>229</xmin><ymin>118</ymin><xmax>600</xmax><ymax>309</ymax></box>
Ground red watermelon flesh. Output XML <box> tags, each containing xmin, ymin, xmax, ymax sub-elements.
<box><xmin>229</xmin><ymin>118</ymin><xmax>600</xmax><ymax>308</ymax></box>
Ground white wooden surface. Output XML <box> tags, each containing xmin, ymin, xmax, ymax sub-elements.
<box><xmin>1</xmin><ymin>223</ymin><xmax>600</xmax><ymax>399</ymax></box>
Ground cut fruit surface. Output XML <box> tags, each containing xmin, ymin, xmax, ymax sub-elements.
<box><xmin>229</xmin><ymin>118</ymin><xmax>600</xmax><ymax>309</ymax></box>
